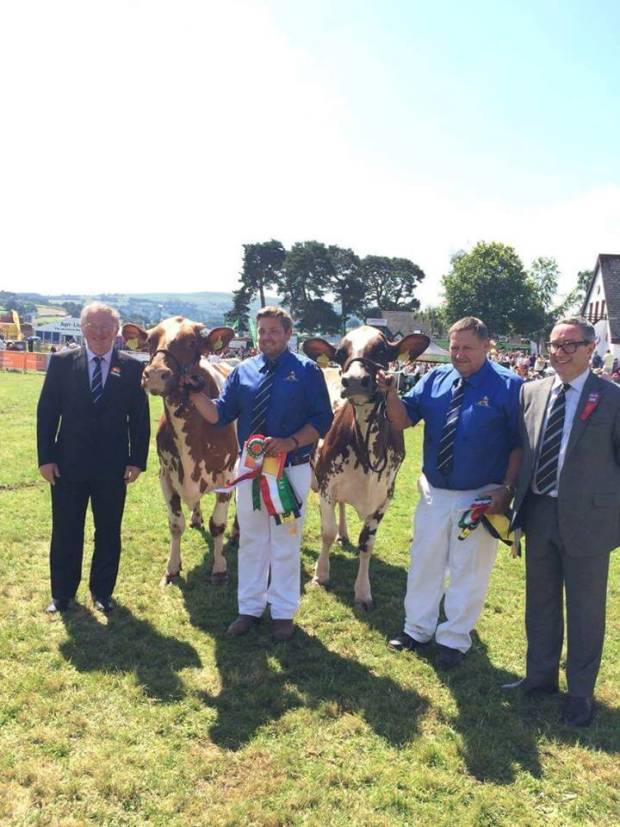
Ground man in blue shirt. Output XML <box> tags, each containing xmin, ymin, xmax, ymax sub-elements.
<box><xmin>189</xmin><ymin>306</ymin><xmax>333</xmax><ymax>641</ymax></box>
<box><xmin>378</xmin><ymin>317</ymin><xmax>523</xmax><ymax>668</ymax></box>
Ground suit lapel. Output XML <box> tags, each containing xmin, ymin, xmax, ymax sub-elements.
<box><xmin>101</xmin><ymin>349</ymin><xmax>121</xmax><ymax>407</ymax></box>
<box><xmin>563</xmin><ymin>371</ymin><xmax>600</xmax><ymax>464</ymax></box>
<box><xmin>75</xmin><ymin>347</ymin><xmax>93</xmax><ymax>405</ymax></box>
<box><xmin>530</xmin><ymin>376</ymin><xmax>555</xmax><ymax>462</ymax></box>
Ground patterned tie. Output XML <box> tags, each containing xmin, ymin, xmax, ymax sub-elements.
<box><xmin>91</xmin><ymin>356</ymin><xmax>103</xmax><ymax>405</ymax></box>
<box><xmin>249</xmin><ymin>360</ymin><xmax>277</xmax><ymax>435</ymax></box>
<box><xmin>535</xmin><ymin>383</ymin><xmax>570</xmax><ymax>494</ymax></box>
<box><xmin>437</xmin><ymin>377</ymin><xmax>466</xmax><ymax>476</ymax></box>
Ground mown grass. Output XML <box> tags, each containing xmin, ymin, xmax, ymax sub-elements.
<box><xmin>0</xmin><ymin>371</ymin><xmax>618</xmax><ymax>826</ymax></box>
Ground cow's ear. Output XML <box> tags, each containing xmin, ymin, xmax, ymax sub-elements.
<box><xmin>387</xmin><ymin>334</ymin><xmax>430</xmax><ymax>363</ymax></box>
<box><xmin>303</xmin><ymin>338</ymin><xmax>337</xmax><ymax>367</ymax></box>
<box><xmin>122</xmin><ymin>323</ymin><xmax>149</xmax><ymax>347</ymax></box>
<box><xmin>199</xmin><ymin>326</ymin><xmax>235</xmax><ymax>354</ymax></box>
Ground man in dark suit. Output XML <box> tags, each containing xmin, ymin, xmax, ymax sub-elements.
<box><xmin>503</xmin><ymin>317</ymin><xmax>620</xmax><ymax>726</ymax></box>
<box><xmin>37</xmin><ymin>302</ymin><xmax>150</xmax><ymax>614</ymax></box>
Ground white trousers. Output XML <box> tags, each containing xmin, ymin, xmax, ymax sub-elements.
<box><xmin>236</xmin><ymin>462</ymin><xmax>312</xmax><ymax>620</ymax></box>
<box><xmin>404</xmin><ymin>475</ymin><xmax>499</xmax><ymax>653</ymax></box>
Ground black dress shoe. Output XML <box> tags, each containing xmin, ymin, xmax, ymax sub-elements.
<box><xmin>501</xmin><ymin>677</ymin><xmax>559</xmax><ymax>695</ymax></box>
<box><xmin>45</xmin><ymin>598</ymin><xmax>69</xmax><ymax>614</ymax></box>
<box><xmin>561</xmin><ymin>695</ymin><xmax>593</xmax><ymax>727</ymax></box>
<box><xmin>436</xmin><ymin>644</ymin><xmax>465</xmax><ymax>669</ymax></box>
<box><xmin>387</xmin><ymin>632</ymin><xmax>429</xmax><ymax>652</ymax></box>
<box><xmin>92</xmin><ymin>595</ymin><xmax>114</xmax><ymax>614</ymax></box>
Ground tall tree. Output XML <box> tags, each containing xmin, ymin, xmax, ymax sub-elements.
<box><xmin>327</xmin><ymin>245</ymin><xmax>364</xmax><ymax>333</ymax></box>
<box><xmin>279</xmin><ymin>241</ymin><xmax>335</xmax><ymax>320</ymax></box>
<box><xmin>297</xmin><ymin>299</ymin><xmax>341</xmax><ymax>334</ymax></box>
<box><xmin>224</xmin><ymin>286</ymin><xmax>252</xmax><ymax>333</ymax></box>
<box><xmin>442</xmin><ymin>241</ymin><xmax>545</xmax><ymax>335</ymax></box>
<box><xmin>359</xmin><ymin>255</ymin><xmax>425</xmax><ymax>315</ymax></box>
<box><xmin>239</xmin><ymin>240</ymin><xmax>286</xmax><ymax>307</ymax></box>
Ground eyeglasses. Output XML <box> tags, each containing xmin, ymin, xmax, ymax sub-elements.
<box><xmin>546</xmin><ymin>340</ymin><xmax>590</xmax><ymax>355</ymax></box>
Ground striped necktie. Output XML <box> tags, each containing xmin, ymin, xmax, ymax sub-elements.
<box><xmin>91</xmin><ymin>356</ymin><xmax>103</xmax><ymax>405</ymax></box>
<box><xmin>437</xmin><ymin>377</ymin><xmax>465</xmax><ymax>476</ymax></box>
<box><xmin>249</xmin><ymin>360</ymin><xmax>277</xmax><ymax>435</ymax></box>
<box><xmin>535</xmin><ymin>383</ymin><xmax>570</xmax><ymax>494</ymax></box>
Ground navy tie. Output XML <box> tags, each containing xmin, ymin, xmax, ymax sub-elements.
<box><xmin>249</xmin><ymin>361</ymin><xmax>277</xmax><ymax>435</ymax></box>
<box><xmin>91</xmin><ymin>356</ymin><xmax>103</xmax><ymax>405</ymax></box>
<box><xmin>535</xmin><ymin>383</ymin><xmax>570</xmax><ymax>494</ymax></box>
<box><xmin>437</xmin><ymin>377</ymin><xmax>465</xmax><ymax>476</ymax></box>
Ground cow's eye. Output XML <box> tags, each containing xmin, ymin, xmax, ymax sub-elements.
<box><xmin>334</xmin><ymin>348</ymin><xmax>346</xmax><ymax>364</ymax></box>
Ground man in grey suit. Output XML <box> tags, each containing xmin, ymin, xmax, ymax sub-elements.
<box><xmin>503</xmin><ymin>317</ymin><xmax>620</xmax><ymax>726</ymax></box>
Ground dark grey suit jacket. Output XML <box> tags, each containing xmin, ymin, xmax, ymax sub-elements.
<box><xmin>513</xmin><ymin>372</ymin><xmax>620</xmax><ymax>557</ymax></box>
<box><xmin>37</xmin><ymin>347</ymin><xmax>150</xmax><ymax>481</ymax></box>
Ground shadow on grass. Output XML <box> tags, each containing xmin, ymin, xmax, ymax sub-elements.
<box><xmin>319</xmin><ymin>543</ymin><xmax>620</xmax><ymax>780</ymax></box>
<box><xmin>176</xmin><ymin>541</ymin><xmax>428</xmax><ymax>751</ymax></box>
<box><xmin>59</xmin><ymin>603</ymin><xmax>201</xmax><ymax>701</ymax></box>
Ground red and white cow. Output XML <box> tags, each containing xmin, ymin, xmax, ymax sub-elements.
<box><xmin>303</xmin><ymin>326</ymin><xmax>429</xmax><ymax>610</ymax></box>
<box><xmin>122</xmin><ymin>317</ymin><xmax>239</xmax><ymax>585</ymax></box>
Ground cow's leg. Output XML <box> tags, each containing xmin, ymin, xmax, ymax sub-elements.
<box><xmin>313</xmin><ymin>498</ymin><xmax>338</xmax><ymax>587</ymax></box>
<box><xmin>354</xmin><ymin>506</ymin><xmax>387</xmax><ymax>612</ymax></box>
<box><xmin>209</xmin><ymin>492</ymin><xmax>232</xmax><ymax>585</ymax></box>
<box><xmin>189</xmin><ymin>503</ymin><xmax>204</xmax><ymax>529</ymax></box>
<box><xmin>160</xmin><ymin>474</ymin><xmax>185</xmax><ymax>586</ymax></box>
<box><xmin>337</xmin><ymin>502</ymin><xmax>349</xmax><ymax>544</ymax></box>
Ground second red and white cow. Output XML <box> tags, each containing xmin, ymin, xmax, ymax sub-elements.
<box><xmin>303</xmin><ymin>326</ymin><xmax>429</xmax><ymax>610</ymax></box>
<box><xmin>122</xmin><ymin>317</ymin><xmax>239</xmax><ymax>586</ymax></box>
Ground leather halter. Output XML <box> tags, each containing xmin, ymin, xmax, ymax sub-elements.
<box><xmin>341</xmin><ymin>355</ymin><xmax>386</xmax><ymax>376</ymax></box>
<box><xmin>146</xmin><ymin>346</ymin><xmax>205</xmax><ymax>395</ymax></box>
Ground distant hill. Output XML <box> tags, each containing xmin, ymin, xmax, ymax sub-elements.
<box><xmin>19</xmin><ymin>291</ymin><xmax>280</xmax><ymax>327</ymax></box>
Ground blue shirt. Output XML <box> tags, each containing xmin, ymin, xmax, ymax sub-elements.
<box><xmin>402</xmin><ymin>360</ymin><xmax>522</xmax><ymax>490</ymax></box>
<box><xmin>214</xmin><ymin>349</ymin><xmax>334</xmax><ymax>462</ymax></box>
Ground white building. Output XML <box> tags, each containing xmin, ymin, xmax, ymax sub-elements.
<box><xmin>581</xmin><ymin>254</ymin><xmax>620</xmax><ymax>360</ymax></box>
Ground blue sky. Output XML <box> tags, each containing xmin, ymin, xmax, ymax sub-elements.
<box><xmin>1</xmin><ymin>0</ymin><xmax>619</xmax><ymax>306</ymax></box>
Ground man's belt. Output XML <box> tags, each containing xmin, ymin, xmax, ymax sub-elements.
<box><xmin>285</xmin><ymin>455</ymin><xmax>311</xmax><ymax>468</ymax></box>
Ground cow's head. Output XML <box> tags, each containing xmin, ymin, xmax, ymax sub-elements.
<box><xmin>303</xmin><ymin>325</ymin><xmax>429</xmax><ymax>405</ymax></box>
<box><xmin>122</xmin><ymin>316</ymin><xmax>234</xmax><ymax>396</ymax></box>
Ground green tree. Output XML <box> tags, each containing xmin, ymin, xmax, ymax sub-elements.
<box><xmin>327</xmin><ymin>245</ymin><xmax>364</xmax><ymax>333</ymax></box>
<box><xmin>442</xmin><ymin>241</ymin><xmax>545</xmax><ymax>335</ymax></box>
<box><xmin>279</xmin><ymin>241</ymin><xmax>335</xmax><ymax>320</ymax></box>
<box><xmin>224</xmin><ymin>287</ymin><xmax>252</xmax><ymax>333</ymax></box>
<box><xmin>239</xmin><ymin>240</ymin><xmax>286</xmax><ymax>308</ymax></box>
<box><xmin>297</xmin><ymin>299</ymin><xmax>341</xmax><ymax>334</ymax></box>
<box><xmin>359</xmin><ymin>255</ymin><xmax>425</xmax><ymax>315</ymax></box>
<box><xmin>60</xmin><ymin>301</ymin><xmax>84</xmax><ymax>317</ymax></box>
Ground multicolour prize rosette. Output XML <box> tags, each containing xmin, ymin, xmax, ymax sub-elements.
<box><xmin>458</xmin><ymin>495</ymin><xmax>521</xmax><ymax>557</ymax></box>
<box><xmin>227</xmin><ymin>434</ymin><xmax>302</xmax><ymax>526</ymax></box>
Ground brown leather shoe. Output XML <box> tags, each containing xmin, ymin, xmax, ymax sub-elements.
<box><xmin>226</xmin><ymin>614</ymin><xmax>261</xmax><ymax>636</ymax></box>
<box><xmin>271</xmin><ymin>619</ymin><xmax>294</xmax><ymax>642</ymax></box>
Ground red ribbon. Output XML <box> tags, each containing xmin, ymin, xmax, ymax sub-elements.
<box><xmin>579</xmin><ymin>392</ymin><xmax>601</xmax><ymax>422</ymax></box>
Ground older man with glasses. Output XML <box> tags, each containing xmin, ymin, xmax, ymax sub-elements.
<box><xmin>37</xmin><ymin>302</ymin><xmax>150</xmax><ymax>614</ymax></box>
<box><xmin>503</xmin><ymin>317</ymin><xmax>620</xmax><ymax>726</ymax></box>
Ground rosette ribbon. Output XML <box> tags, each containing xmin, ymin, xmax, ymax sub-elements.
<box><xmin>226</xmin><ymin>434</ymin><xmax>302</xmax><ymax>526</ymax></box>
<box><xmin>458</xmin><ymin>495</ymin><xmax>521</xmax><ymax>557</ymax></box>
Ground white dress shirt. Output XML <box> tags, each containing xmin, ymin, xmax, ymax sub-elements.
<box><xmin>85</xmin><ymin>346</ymin><xmax>114</xmax><ymax>389</ymax></box>
<box><xmin>532</xmin><ymin>367</ymin><xmax>590</xmax><ymax>497</ymax></box>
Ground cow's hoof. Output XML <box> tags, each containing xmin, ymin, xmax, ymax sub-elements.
<box><xmin>161</xmin><ymin>571</ymin><xmax>181</xmax><ymax>586</ymax></box>
<box><xmin>210</xmin><ymin>572</ymin><xmax>229</xmax><ymax>586</ymax></box>
<box><xmin>337</xmin><ymin>535</ymin><xmax>349</xmax><ymax>545</ymax></box>
<box><xmin>311</xmin><ymin>576</ymin><xmax>329</xmax><ymax>589</ymax></box>
<box><xmin>190</xmin><ymin>520</ymin><xmax>204</xmax><ymax>530</ymax></box>
<box><xmin>354</xmin><ymin>598</ymin><xmax>374</xmax><ymax>612</ymax></box>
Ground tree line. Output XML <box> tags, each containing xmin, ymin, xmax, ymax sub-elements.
<box><xmin>224</xmin><ymin>240</ymin><xmax>425</xmax><ymax>334</ymax></box>
<box><xmin>226</xmin><ymin>239</ymin><xmax>592</xmax><ymax>341</ymax></box>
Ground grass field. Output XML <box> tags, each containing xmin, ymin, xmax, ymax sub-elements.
<box><xmin>0</xmin><ymin>371</ymin><xmax>618</xmax><ymax>826</ymax></box>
